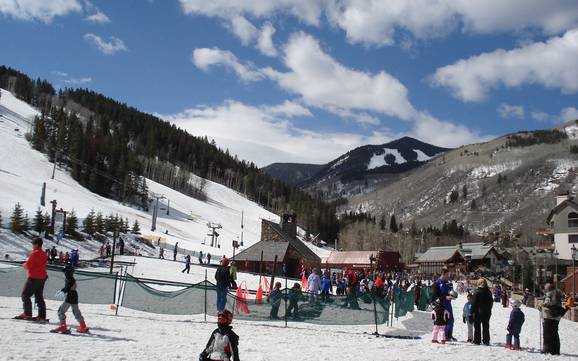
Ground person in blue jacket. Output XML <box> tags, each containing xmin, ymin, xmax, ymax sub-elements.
<box><xmin>320</xmin><ymin>274</ymin><xmax>332</xmax><ymax>302</ymax></box>
<box><xmin>445</xmin><ymin>290</ymin><xmax>457</xmax><ymax>341</ymax></box>
<box><xmin>505</xmin><ymin>299</ymin><xmax>525</xmax><ymax>351</ymax></box>
<box><xmin>462</xmin><ymin>292</ymin><xmax>475</xmax><ymax>342</ymax></box>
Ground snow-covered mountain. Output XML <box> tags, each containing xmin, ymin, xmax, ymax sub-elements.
<box><xmin>0</xmin><ymin>88</ymin><xmax>329</xmax><ymax>259</ymax></box>
<box><xmin>344</xmin><ymin>123</ymin><xmax>578</xmax><ymax>240</ymax></box>
<box><xmin>263</xmin><ymin>137</ymin><xmax>449</xmax><ymax>199</ymax></box>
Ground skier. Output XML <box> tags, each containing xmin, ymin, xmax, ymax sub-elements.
<box><xmin>198</xmin><ymin>251</ymin><xmax>204</xmax><ymax>265</ymax></box>
<box><xmin>159</xmin><ymin>247</ymin><xmax>164</xmax><ymax>259</ymax></box>
<box><xmin>118</xmin><ymin>237</ymin><xmax>125</xmax><ymax>255</ymax></box>
<box><xmin>268</xmin><ymin>282</ymin><xmax>282</xmax><ymax>319</ymax></box>
<box><xmin>50</xmin><ymin>266</ymin><xmax>89</xmax><ymax>334</ymax></box>
<box><xmin>15</xmin><ymin>238</ymin><xmax>48</xmax><ymax>321</ymax></box>
<box><xmin>501</xmin><ymin>287</ymin><xmax>509</xmax><ymax>308</ymax></box>
<box><xmin>59</xmin><ymin>251</ymin><xmax>65</xmax><ymax>265</ymax></box>
<box><xmin>207</xmin><ymin>253</ymin><xmax>211</xmax><ymax>265</ymax></box>
<box><xmin>105</xmin><ymin>242</ymin><xmax>111</xmax><ymax>257</ymax></box>
<box><xmin>173</xmin><ymin>242</ymin><xmax>178</xmax><ymax>261</ymax></box>
<box><xmin>445</xmin><ymin>290</ymin><xmax>458</xmax><ymax>341</ymax></box>
<box><xmin>199</xmin><ymin>310</ymin><xmax>240</xmax><ymax>361</ymax></box>
<box><xmin>431</xmin><ymin>299</ymin><xmax>450</xmax><ymax>344</ymax></box>
<box><xmin>182</xmin><ymin>254</ymin><xmax>191</xmax><ymax>274</ymax></box>
<box><xmin>70</xmin><ymin>249</ymin><xmax>79</xmax><ymax>268</ymax></box>
<box><xmin>540</xmin><ymin>282</ymin><xmax>565</xmax><ymax>355</ymax></box>
<box><xmin>307</xmin><ymin>268</ymin><xmax>322</xmax><ymax>303</ymax></box>
<box><xmin>505</xmin><ymin>299</ymin><xmax>525</xmax><ymax>351</ymax></box>
<box><xmin>50</xmin><ymin>246</ymin><xmax>58</xmax><ymax>264</ymax></box>
<box><xmin>215</xmin><ymin>258</ymin><xmax>231</xmax><ymax>311</ymax></box>
<box><xmin>229</xmin><ymin>261</ymin><xmax>238</xmax><ymax>289</ymax></box>
<box><xmin>320</xmin><ymin>274</ymin><xmax>332</xmax><ymax>302</ymax></box>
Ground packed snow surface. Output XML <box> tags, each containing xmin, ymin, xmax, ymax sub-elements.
<box><xmin>414</xmin><ymin>149</ymin><xmax>432</xmax><ymax>162</ymax></box>
<box><xmin>565</xmin><ymin>125</ymin><xmax>578</xmax><ymax>140</ymax></box>
<box><xmin>1</xmin><ymin>287</ymin><xmax>577</xmax><ymax>360</ymax></box>
<box><xmin>469</xmin><ymin>161</ymin><xmax>521</xmax><ymax>179</ymax></box>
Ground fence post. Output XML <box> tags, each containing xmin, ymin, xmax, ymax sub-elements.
<box><xmin>115</xmin><ymin>266</ymin><xmax>124</xmax><ymax>316</ymax></box>
<box><xmin>284</xmin><ymin>276</ymin><xmax>288</xmax><ymax>328</ymax></box>
<box><xmin>204</xmin><ymin>269</ymin><xmax>208</xmax><ymax>322</ymax></box>
<box><xmin>372</xmin><ymin>292</ymin><xmax>379</xmax><ymax>335</ymax></box>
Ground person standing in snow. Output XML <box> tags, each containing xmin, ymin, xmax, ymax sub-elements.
<box><xmin>501</xmin><ymin>287</ymin><xmax>509</xmax><ymax>308</ymax></box>
<box><xmin>15</xmin><ymin>238</ymin><xmax>48</xmax><ymax>321</ymax></box>
<box><xmin>105</xmin><ymin>242</ymin><xmax>111</xmax><ymax>257</ymax></box>
<box><xmin>307</xmin><ymin>268</ymin><xmax>322</xmax><ymax>303</ymax></box>
<box><xmin>118</xmin><ymin>237</ymin><xmax>125</xmax><ymax>255</ymax></box>
<box><xmin>159</xmin><ymin>247</ymin><xmax>164</xmax><ymax>259</ymax></box>
<box><xmin>173</xmin><ymin>242</ymin><xmax>178</xmax><ymax>261</ymax></box>
<box><xmin>215</xmin><ymin>258</ymin><xmax>232</xmax><ymax>311</ymax></box>
<box><xmin>472</xmin><ymin>278</ymin><xmax>493</xmax><ymax>345</ymax></box>
<box><xmin>207</xmin><ymin>253</ymin><xmax>211</xmax><ymax>265</ymax></box>
<box><xmin>229</xmin><ymin>261</ymin><xmax>237</xmax><ymax>289</ymax></box>
<box><xmin>540</xmin><ymin>282</ymin><xmax>565</xmax><ymax>355</ymax></box>
<box><xmin>462</xmin><ymin>292</ymin><xmax>475</xmax><ymax>343</ymax></box>
<box><xmin>286</xmin><ymin>283</ymin><xmax>302</xmax><ymax>319</ymax></box>
<box><xmin>71</xmin><ymin>249</ymin><xmax>79</xmax><ymax>268</ymax></box>
<box><xmin>268</xmin><ymin>282</ymin><xmax>282</xmax><ymax>319</ymax></box>
<box><xmin>445</xmin><ymin>290</ymin><xmax>458</xmax><ymax>341</ymax></box>
<box><xmin>198</xmin><ymin>251</ymin><xmax>204</xmax><ymax>265</ymax></box>
<box><xmin>50</xmin><ymin>246</ymin><xmax>58</xmax><ymax>264</ymax></box>
<box><xmin>51</xmin><ymin>265</ymin><xmax>88</xmax><ymax>333</ymax></box>
<box><xmin>431</xmin><ymin>299</ymin><xmax>450</xmax><ymax>344</ymax></box>
<box><xmin>182</xmin><ymin>254</ymin><xmax>191</xmax><ymax>274</ymax></box>
<box><xmin>199</xmin><ymin>310</ymin><xmax>240</xmax><ymax>361</ymax></box>
<box><xmin>320</xmin><ymin>274</ymin><xmax>332</xmax><ymax>302</ymax></box>
<box><xmin>505</xmin><ymin>299</ymin><xmax>524</xmax><ymax>351</ymax></box>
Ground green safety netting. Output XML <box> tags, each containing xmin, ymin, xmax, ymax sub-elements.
<box><xmin>0</xmin><ymin>264</ymin><xmax>117</xmax><ymax>304</ymax></box>
<box><xmin>418</xmin><ymin>287</ymin><xmax>433</xmax><ymax>311</ymax></box>
<box><xmin>393</xmin><ymin>289</ymin><xmax>415</xmax><ymax>318</ymax></box>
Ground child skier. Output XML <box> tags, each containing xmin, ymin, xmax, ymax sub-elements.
<box><xmin>199</xmin><ymin>310</ymin><xmax>240</xmax><ymax>361</ymax></box>
<box><xmin>505</xmin><ymin>299</ymin><xmax>525</xmax><ymax>351</ymax></box>
<box><xmin>431</xmin><ymin>299</ymin><xmax>450</xmax><ymax>344</ymax></box>
<box><xmin>50</xmin><ymin>265</ymin><xmax>88</xmax><ymax>334</ymax></box>
<box><xmin>445</xmin><ymin>290</ymin><xmax>457</xmax><ymax>341</ymax></box>
<box><xmin>286</xmin><ymin>283</ymin><xmax>302</xmax><ymax>319</ymax></box>
<box><xmin>462</xmin><ymin>292</ymin><xmax>475</xmax><ymax>342</ymax></box>
<box><xmin>268</xmin><ymin>282</ymin><xmax>282</xmax><ymax>319</ymax></box>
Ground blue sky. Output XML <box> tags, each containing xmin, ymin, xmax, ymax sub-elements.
<box><xmin>1</xmin><ymin>1</ymin><xmax>578</xmax><ymax>166</ymax></box>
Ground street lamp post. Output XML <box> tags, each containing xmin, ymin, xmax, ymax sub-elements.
<box><xmin>553</xmin><ymin>250</ymin><xmax>559</xmax><ymax>288</ymax></box>
<box><xmin>572</xmin><ymin>244</ymin><xmax>576</xmax><ymax>299</ymax></box>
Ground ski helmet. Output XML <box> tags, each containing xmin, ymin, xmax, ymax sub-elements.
<box><xmin>448</xmin><ymin>290</ymin><xmax>458</xmax><ymax>299</ymax></box>
<box><xmin>218</xmin><ymin>310</ymin><xmax>233</xmax><ymax>325</ymax></box>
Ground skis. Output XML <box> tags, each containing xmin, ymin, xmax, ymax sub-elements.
<box><xmin>50</xmin><ymin>328</ymin><xmax>71</xmax><ymax>335</ymax></box>
<box><xmin>13</xmin><ymin>316</ymin><xmax>50</xmax><ymax>324</ymax></box>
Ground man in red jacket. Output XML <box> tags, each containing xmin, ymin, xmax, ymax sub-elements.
<box><xmin>15</xmin><ymin>238</ymin><xmax>48</xmax><ymax>321</ymax></box>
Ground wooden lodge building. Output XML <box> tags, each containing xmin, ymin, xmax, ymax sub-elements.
<box><xmin>233</xmin><ymin>214</ymin><xmax>321</xmax><ymax>277</ymax></box>
<box><xmin>324</xmin><ymin>250</ymin><xmax>402</xmax><ymax>271</ymax></box>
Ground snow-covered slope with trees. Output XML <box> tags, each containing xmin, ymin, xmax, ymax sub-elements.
<box><xmin>0</xmin><ymin>88</ymin><xmax>328</xmax><ymax>259</ymax></box>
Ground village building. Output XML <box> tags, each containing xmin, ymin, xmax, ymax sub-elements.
<box><xmin>547</xmin><ymin>192</ymin><xmax>578</xmax><ymax>260</ymax></box>
<box><xmin>324</xmin><ymin>250</ymin><xmax>402</xmax><ymax>271</ymax></box>
<box><xmin>233</xmin><ymin>214</ymin><xmax>321</xmax><ymax>277</ymax></box>
<box><xmin>416</xmin><ymin>242</ymin><xmax>502</xmax><ymax>274</ymax></box>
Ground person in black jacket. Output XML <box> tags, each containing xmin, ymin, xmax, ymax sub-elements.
<box><xmin>472</xmin><ymin>278</ymin><xmax>493</xmax><ymax>345</ymax></box>
<box><xmin>50</xmin><ymin>266</ymin><xmax>88</xmax><ymax>333</ymax></box>
<box><xmin>200</xmin><ymin>310</ymin><xmax>240</xmax><ymax>361</ymax></box>
<box><xmin>215</xmin><ymin>258</ymin><xmax>231</xmax><ymax>312</ymax></box>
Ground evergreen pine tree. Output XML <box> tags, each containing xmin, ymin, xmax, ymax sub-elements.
<box><xmin>95</xmin><ymin>212</ymin><xmax>105</xmax><ymax>234</ymax></box>
<box><xmin>379</xmin><ymin>215</ymin><xmax>386</xmax><ymax>230</ymax></box>
<box><xmin>10</xmin><ymin>203</ymin><xmax>24</xmax><ymax>233</ymax></box>
<box><xmin>121</xmin><ymin>218</ymin><xmax>130</xmax><ymax>234</ymax></box>
<box><xmin>470</xmin><ymin>199</ymin><xmax>477</xmax><ymax>210</ymax></box>
<box><xmin>83</xmin><ymin>209</ymin><xmax>96</xmax><ymax>235</ymax></box>
<box><xmin>104</xmin><ymin>213</ymin><xmax>114</xmax><ymax>232</ymax></box>
<box><xmin>462</xmin><ymin>184</ymin><xmax>468</xmax><ymax>199</ymax></box>
<box><xmin>65</xmin><ymin>210</ymin><xmax>78</xmax><ymax>235</ymax></box>
<box><xmin>42</xmin><ymin>212</ymin><xmax>51</xmax><ymax>233</ymax></box>
<box><xmin>22</xmin><ymin>213</ymin><xmax>30</xmax><ymax>232</ymax></box>
<box><xmin>32</xmin><ymin>208</ymin><xmax>44</xmax><ymax>233</ymax></box>
<box><xmin>131</xmin><ymin>219</ymin><xmax>141</xmax><ymax>234</ymax></box>
<box><xmin>389</xmin><ymin>214</ymin><xmax>398</xmax><ymax>233</ymax></box>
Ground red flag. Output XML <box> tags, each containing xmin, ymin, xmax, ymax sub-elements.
<box><xmin>235</xmin><ymin>282</ymin><xmax>250</xmax><ymax>314</ymax></box>
<box><xmin>301</xmin><ymin>273</ymin><xmax>308</xmax><ymax>290</ymax></box>
<box><xmin>255</xmin><ymin>284</ymin><xmax>263</xmax><ymax>304</ymax></box>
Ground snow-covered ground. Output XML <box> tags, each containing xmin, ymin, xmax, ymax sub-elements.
<box><xmin>1</xmin><ymin>290</ymin><xmax>577</xmax><ymax>361</ymax></box>
<box><xmin>0</xmin><ymin>88</ymin><xmax>329</xmax><ymax>260</ymax></box>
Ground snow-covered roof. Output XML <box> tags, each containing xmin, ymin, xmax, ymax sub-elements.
<box><xmin>458</xmin><ymin>242</ymin><xmax>496</xmax><ymax>260</ymax></box>
<box><xmin>416</xmin><ymin>246</ymin><xmax>462</xmax><ymax>263</ymax></box>
<box><xmin>326</xmin><ymin>251</ymin><xmax>377</xmax><ymax>265</ymax></box>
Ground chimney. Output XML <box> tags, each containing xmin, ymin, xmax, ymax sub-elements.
<box><xmin>280</xmin><ymin>213</ymin><xmax>297</xmax><ymax>239</ymax></box>
<box><xmin>556</xmin><ymin>191</ymin><xmax>572</xmax><ymax>206</ymax></box>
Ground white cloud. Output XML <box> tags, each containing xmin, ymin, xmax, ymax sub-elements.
<box><xmin>179</xmin><ymin>0</ymin><xmax>323</xmax><ymax>26</ymax></box>
<box><xmin>263</xmin><ymin>32</ymin><xmax>415</xmax><ymax>120</ymax></box>
<box><xmin>409</xmin><ymin>112</ymin><xmax>492</xmax><ymax>148</ymax></box>
<box><xmin>561</xmin><ymin>107</ymin><xmax>578</xmax><ymax>123</ymax></box>
<box><xmin>257</xmin><ymin>22</ymin><xmax>277</xmax><ymax>57</ymax></box>
<box><xmin>0</xmin><ymin>0</ymin><xmax>82</xmax><ymax>22</ymax></box>
<box><xmin>431</xmin><ymin>29</ymin><xmax>578</xmax><ymax>102</ymax></box>
<box><xmin>178</xmin><ymin>1</ymin><xmax>578</xmax><ymax>47</ymax></box>
<box><xmin>83</xmin><ymin>33</ymin><xmax>127</xmax><ymax>55</ymax></box>
<box><xmin>497</xmin><ymin>103</ymin><xmax>525</xmax><ymax>119</ymax></box>
<box><xmin>159</xmin><ymin>100</ymin><xmax>386</xmax><ymax>166</ymax></box>
<box><xmin>83</xmin><ymin>1</ymin><xmax>109</xmax><ymax>23</ymax></box>
<box><xmin>530</xmin><ymin>107</ymin><xmax>578</xmax><ymax>124</ymax></box>
<box><xmin>52</xmin><ymin>70</ymin><xmax>92</xmax><ymax>86</ymax></box>
<box><xmin>226</xmin><ymin>15</ymin><xmax>257</xmax><ymax>45</ymax></box>
<box><xmin>192</xmin><ymin>48</ymin><xmax>264</xmax><ymax>81</ymax></box>
<box><xmin>263</xmin><ymin>100</ymin><xmax>312</xmax><ymax>118</ymax></box>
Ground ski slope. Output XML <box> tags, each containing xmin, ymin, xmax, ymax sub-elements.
<box><xmin>0</xmin><ymin>88</ymin><xmax>329</xmax><ymax>260</ymax></box>
<box><xmin>1</xmin><ymin>290</ymin><xmax>577</xmax><ymax>360</ymax></box>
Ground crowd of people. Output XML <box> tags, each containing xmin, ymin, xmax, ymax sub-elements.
<box><xmin>44</xmin><ymin>246</ymin><xmax>80</xmax><ymax>267</ymax></box>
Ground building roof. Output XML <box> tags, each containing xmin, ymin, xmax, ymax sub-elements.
<box><xmin>261</xmin><ymin>220</ymin><xmax>321</xmax><ymax>262</ymax></box>
<box><xmin>416</xmin><ymin>246</ymin><xmax>463</xmax><ymax>263</ymax></box>
<box><xmin>233</xmin><ymin>240</ymin><xmax>290</xmax><ymax>262</ymax></box>
<box><xmin>458</xmin><ymin>242</ymin><xmax>496</xmax><ymax>260</ymax></box>
<box><xmin>546</xmin><ymin>198</ymin><xmax>578</xmax><ymax>224</ymax></box>
<box><xmin>326</xmin><ymin>251</ymin><xmax>378</xmax><ymax>265</ymax></box>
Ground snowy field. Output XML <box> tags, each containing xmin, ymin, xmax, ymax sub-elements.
<box><xmin>1</xmin><ymin>291</ymin><xmax>577</xmax><ymax>361</ymax></box>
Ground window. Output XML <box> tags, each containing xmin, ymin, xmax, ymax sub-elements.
<box><xmin>569</xmin><ymin>234</ymin><xmax>578</xmax><ymax>243</ymax></box>
<box><xmin>569</xmin><ymin>212</ymin><xmax>578</xmax><ymax>228</ymax></box>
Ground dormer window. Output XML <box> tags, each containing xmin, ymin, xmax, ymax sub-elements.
<box><xmin>569</xmin><ymin>212</ymin><xmax>578</xmax><ymax>228</ymax></box>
